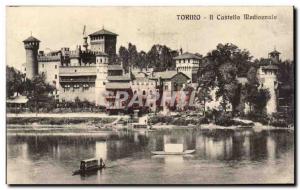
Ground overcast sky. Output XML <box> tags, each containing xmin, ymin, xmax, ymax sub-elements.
<box><xmin>7</xmin><ymin>6</ymin><xmax>293</xmax><ymax>70</ymax></box>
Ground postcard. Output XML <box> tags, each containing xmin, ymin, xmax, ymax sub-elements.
<box><xmin>6</xmin><ymin>6</ymin><xmax>294</xmax><ymax>185</ymax></box>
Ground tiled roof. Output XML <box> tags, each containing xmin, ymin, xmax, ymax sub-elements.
<box><xmin>106</xmin><ymin>82</ymin><xmax>131</xmax><ymax>89</ymax></box>
<box><xmin>89</xmin><ymin>29</ymin><xmax>118</xmax><ymax>36</ymax></box>
<box><xmin>269</xmin><ymin>50</ymin><xmax>281</xmax><ymax>55</ymax></box>
<box><xmin>261</xmin><ymin>65</ymin><xmax>279</xmax><ymax>70</ymax></box>
<box><xmin>107</xmin><ymin>75</ymin><xmax>131</xmax><ymax>81</ymax></box>
<box><xmin>174</xmin><ymin>52</ymin><xmax>202</xmax><ymax>60</ymax></box>
<box><xmin>108</xmin><ymin>64</ymin><xmax>123</xmax><ymax>71</ymax></box>
<box><xmin>151</xmin><ymin>71</ymin><xmax>190</xmax><ymax>80</ymax></box>
<box><xmin>23</xmin><ymin>36</ymin><xmax>40</xmax><ymax>42</ymax></box>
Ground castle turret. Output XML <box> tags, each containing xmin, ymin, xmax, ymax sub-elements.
<box><xmin>95</xmin><ymin>52</ymin><xmax>109</xmax><ymax>106</ymax></box>
<box><xmin>88</xmin><ymin>27</ymin><xmax>117</xmax><ymax>60</ymax></box>
<box><xmin>257</xmin><ymin>50</ymin><xmax>280</xmax><ymax>115</ymax></box>
<box><xmin>269</xmin><ymin>49</ymin><xmax>281</xmax><ymax>64</ymax></box>
<box><xmin>23</xmin><ymin>36</ymin><xmax>40</xmax><ymax>79</ymax></box>
<box><xmin>83</xmin><ymin>36</ymin><xmax>88</xmax><ymax>51</ymax></box>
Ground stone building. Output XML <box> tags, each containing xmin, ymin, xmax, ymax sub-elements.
<box><xmin>131</xmin><ymin>71</ymin><xmax>157</xmax><ymax>112</ymax></box>
<box><xmin>22</xmin><ymin>28</ymin><xmax>119</xmax><ymax>106</ymax></box>
<box><xmin>257</xmin><ymin>50</ymin><xmax>280</xmax><ymax>115</ymax></box>
<box><xmin>174</xmin><ymin>52</ymin><xmax>202</xmax><ymax>83</ymax></box>
<box><xmin>23</xmin><ymin>36</ymin><xmax>40</xmax><ymax>80</ymax></box>
<box><xmin>150</xmin><ymin>71</ymin><xmax>190</xmax><ymax>113</ymax></box>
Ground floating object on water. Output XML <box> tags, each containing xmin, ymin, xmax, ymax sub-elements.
<box><xmin>72</xmin><ymin>158</ymin><xmax>105</xmax><ymax>175</ymax></box>
<box><xmin>151</xmin><ymin>150</ymin><xmax>195</xmax><ymax>155</ymax></box>
<box><xmin>151</xmin><ymin>143</ymin><xmax>195</xmax><ymax>155</ymax></box>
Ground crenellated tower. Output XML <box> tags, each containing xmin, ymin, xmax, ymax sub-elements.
<box><xmin>257</xmin><ymin>49</ymin><xmax>280</xmax><ymax>115</ymax></box>
<box><xmin>88</xmin><ymin>27</ymin><xmax>117</xmax><ymax>60</ymax></box>
<box><xmin>95</xmin><ymin>52</ymin><xmax>109</xmax><ymax>106</ymax></box>
<box><xmin>23</xmin><ymin>36</ymin><xmax>40</xmax><ymax>79</ymax></box>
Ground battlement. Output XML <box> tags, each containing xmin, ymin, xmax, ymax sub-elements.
<box><xmin>38</xmin><ymin>55</ymin><xmax>61</xmax><ymax>62</ymax></box>
<box><xmin>24</xmin><ymin>43</ymin><xmax>39</xmax><ymax>50</ymax></box>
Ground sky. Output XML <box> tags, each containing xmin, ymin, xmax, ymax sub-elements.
<box><xmin>6</xmin><ymin>6</ymin><xmax>294</xmax><ymax>70</ymax></box>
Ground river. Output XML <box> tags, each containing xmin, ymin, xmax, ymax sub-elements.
<box><xmin>7</xmin><ymin>126</ymin><xmax>294</xmax><ymax>184</ymax></box>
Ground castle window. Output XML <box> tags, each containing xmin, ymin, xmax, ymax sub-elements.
<box><xmin>42</xmin><ymin>64</ymin><xmax>44</xmax><ymax>68</ymax></box>
<box><xmin>55</xmin><ymin>74</ymin><xmax>57</xmax><ymax>79</ymax></box>
<box><xmin>64</xmin><ymin>84</ymin><xmax>70</xmax><ymax>92</ymax></box>
<box><xmin>55</xmin><ymin>65</ymin><xmax>57</xmax><ymax>69</ymax></box>
<box><xmin>83</xmin><ymin>84</ymin><xmax>89</xmax><ymax>91</ymax></box>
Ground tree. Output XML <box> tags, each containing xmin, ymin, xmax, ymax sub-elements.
<box><xmin>195</xmin><ymin>87</ymin><xmax>212</xmax><ymax>116</ymax></box>
<box><xmin>26</xmin><ymin>73</ymin><xmax>55</xmax><ymax>112</ymax></box>
<box><xmin>200</xmin><ymin>43</ymin><xmax>253</xmax><ymax>116</ymax></box>
<box><xmin>216</xmin><ymin>62</ymin><xmax>240</xmax><ymax>115</ymax></box>
<box><xmin>147</xmin><ymin>44</ymin><xmax>177</xmax><ymax>71</ymax></box>
<box><xmin>136</xmin><ymin>51</ymin><xmax>148</xmax><ymax>69</ymax></box>
<box><xmin>6</xmin><ymin>66</ymin><xmax>25</xmax><ymax>97</ymax></box>
<box><xmin>253</xmin><ymin>89</ymin><xmax>270</xmax><ymax>113</ymax></box>
<box><xmin>119</xmin><ymin>46</ymin><xmax>129</xmax><ymax>72</ymax></box>
<box><xmin>128</xmin><ymin>43</ymin><xmax>139</xmax><ymax>69</ymax></box>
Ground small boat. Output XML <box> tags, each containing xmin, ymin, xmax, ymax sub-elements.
<box><xmin>151</xmin><ymin>143</ymin><xmax>195</xmax><ymax>155</ymax></box>
<box><xmin>72</xmin><ymin>158</ymin><xmax>105</xmax><ymax>175</ymax></box>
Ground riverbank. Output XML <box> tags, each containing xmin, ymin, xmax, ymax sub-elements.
<box><xmin>6</xmin><ymin>116</ymin><xmax>117</xmax><ymax>126</ymax></box>
<box><xmin>6</xmin><ymin>112</ymin><xmax>293</xmax><ymax>130</ymax></box>
<box><xmin>7</xmin><ymin>112</ymin><xmax>127</xmax><ymax>118</ymax></box>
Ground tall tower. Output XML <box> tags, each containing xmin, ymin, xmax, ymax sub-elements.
<box><xmin>23</xmin><ymin>36</ymin><xmax>40</xmax><ymax>79</ymax></box>
<box><xmin>257</xmin><ymin>50</ymin><xmax>280</xmax><ymax>115</ymax></box>
<box><xmin>269</xmin><ymin>49</ymin><xmax>281</xmax><ymax>64</ymax></box>
<box><xmin>95</xmin><ymin>52</ymin><xmax>109</xmax><ymax>106</ymax></box>
<box><xmin>88</xmin><ymin>27</ymin><xmax>117</xmax><ymax>59</ymax></box>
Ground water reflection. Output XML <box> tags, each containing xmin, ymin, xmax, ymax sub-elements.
<box><xmin>7</xmin><ymin>128</ymin><xmax>294</xmax><ymax>184</ymax></box>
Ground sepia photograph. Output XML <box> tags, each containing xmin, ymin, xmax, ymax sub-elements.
<box><xmin>5</xmin><ymin>6</ymin><xmax>294</xmax><ymax>185</ymax></box>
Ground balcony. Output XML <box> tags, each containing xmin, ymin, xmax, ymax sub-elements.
<box><xmin>59</xmin><ymin>77</ymin><xmax>96</xmax><ymax>83</ymax></box>
<box><xmin>59</xmin><ymin>66</ymin><xmax>96</xmax><ymax>76</ymax></box>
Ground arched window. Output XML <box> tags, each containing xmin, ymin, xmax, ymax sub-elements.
<box><xmin>143</xmin><ymin>90</ymin><xmax>146</xmax><ymax>95</ymax></box>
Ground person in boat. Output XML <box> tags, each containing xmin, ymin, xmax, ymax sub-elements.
<box><xmin>100</xmin><ymin>158</ymin><xmax>106</xmax><ymax>168</ymax></box>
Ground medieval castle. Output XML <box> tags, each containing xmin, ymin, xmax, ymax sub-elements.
<box><xmin>22</xmin><ymin>27</ymin><xmax>280</xmax><ymax>115</ymax></box>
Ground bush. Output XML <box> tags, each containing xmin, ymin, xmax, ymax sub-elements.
<box><xmin>215</xmin><ymin>113</ymin><xmax>234</xmax><ymax>126</ymax></box>
<box><xmin>7</xmin><ymin>117</ymin><xmax>116</xmax><ymax>125</ymax></box>
<box><xmin>244</xmin><ymin>112</ymin><xmax>270</xmax><ymax>125</ymax></box>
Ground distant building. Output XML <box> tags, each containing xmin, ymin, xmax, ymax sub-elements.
<box><xmin>150</xmin><ymin>71</ymin><xmax>190</xmax><ymax>113</ymax></box>
<box><xmin>257</xmin><ymin>49</ymin><xmax>281</xmax><ymax>115</ymax></box>
<box><xmin>23</xmin><ymin>36</ymin><xmax>40</xmax><ymax>80</ymax></box>
<box><xmin>23</xmin><ymin>27</ymin><xmax>119</xmax><ymax>105</ymax></box>
<box><xmin>88</xmin><ymin>28</ymin><xmax>118</xmax><ymax>60</ymax></box>
<box><xmin>174</xmin><ymin>52</ymin><xmax>202</xmax><ymax>83</ymax></box>
<box><xmin>131</xmin><ymin>71</ymin><xmax>157</xmax><ymax>112</ymax></box>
